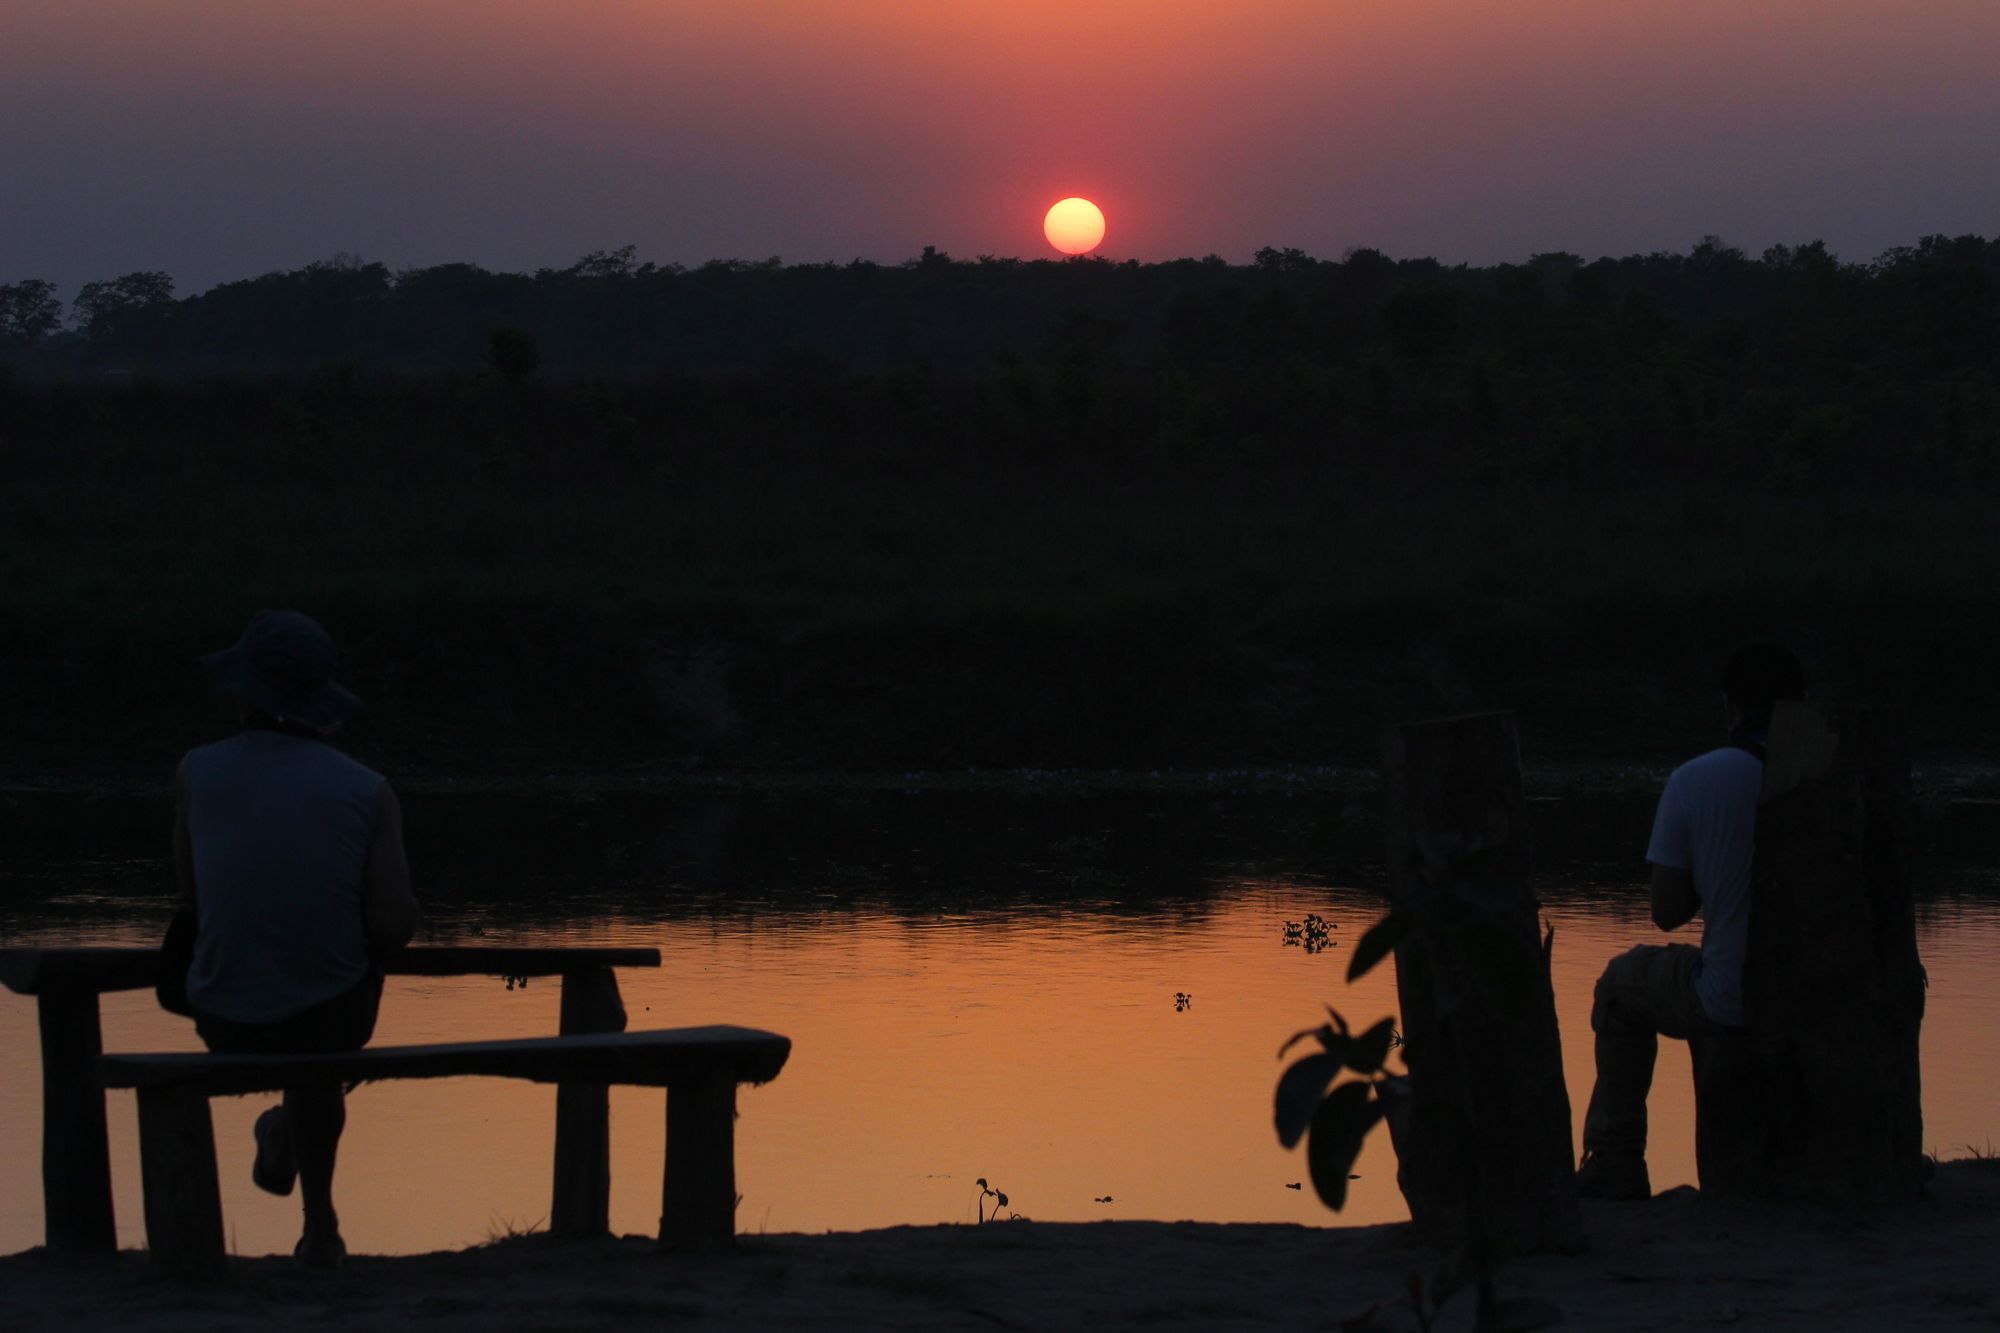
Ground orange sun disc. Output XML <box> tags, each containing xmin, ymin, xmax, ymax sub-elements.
<box><xmin>1044</xmin><ymin>198</ymin><xmax>1106</xmax><ymax>255</ymax></box>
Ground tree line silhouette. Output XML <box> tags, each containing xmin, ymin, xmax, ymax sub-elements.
<box><xmin>4</xmin><ymin>234</ymin><xmax>1997</xmax><ymax>492</ymax></box>
<box><xmin>2</xmin><ymin>235</ymin><xmax>1997</xmax><ymax>775</ymax></box>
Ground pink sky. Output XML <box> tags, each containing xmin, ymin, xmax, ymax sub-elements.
<box><xmin>5</xmin><ymin>1</ymin><xmax>1997</xmax><ymax>293</ymax></box>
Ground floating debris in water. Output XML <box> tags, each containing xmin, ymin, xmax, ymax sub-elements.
<box><xmin>1285</xmin><ymin>1182</ymin><xmax>1302</xmax><ymax>1190</ymax></box>
<box><xmin>1174</xmin><ymin>992</ymin><xmax>1193</xmax><ymax>1012</ymax></box>
<box><xmin>1093</xmin><ymin>1195</ymin><xmax>1113</xmax><ymax>1203</ymax></box>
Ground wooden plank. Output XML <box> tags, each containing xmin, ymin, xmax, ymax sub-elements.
<box><xmin>1697</xmin><ymin>702</ymin><xmax>1925</xmax><ymax>1202</ymax></box>
<box><xmin>2</xmin><ymin>945</ymin><xmax>661</xmax><ymax>996</ymax></box>
<box><xmin>660</xmin><ymin>1073</ymin><xmax>736</xmax><ymax>1249</ymax></box>
<box><xmin>385</xmin><ymin>947</ymin><xmax>661</xmax><ymax>979</ymax></box>
<box><xmin>102</xmin><ymin>1025</ymin><xmax>790</xmax><ymax>1096</ymax></box>
<box><xmin>2</xmin><ymin>949</ymin><xmax>159</xmax><ymax>997</ymax></box>
<box><xmin>1381</xmin><ymin>711</ymin><xmax>1583</xmax><ymax>1254</ymax></box>
<box><xmin>551</xmin><ymin>967</ymin><xmax>626</xmax><ymax>1239</ymax></box>
<box><xmin>37</xmin><ymin>991</ymin><xmax>117</xmax><ymax>1252</ymax></box>
<box><xmin>136</xmin><ymin>1085</ymin><xmax>226</xmax><ymax>1277</ymax></box>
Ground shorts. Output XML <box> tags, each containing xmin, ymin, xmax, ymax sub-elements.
<box><xmin>195</xmin><ymin>971</ymin><xmax>383</xmax><ymax>1055</ymax></box>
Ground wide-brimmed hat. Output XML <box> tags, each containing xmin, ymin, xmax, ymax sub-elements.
<box><xmin>201</xmin><ymin>610</ymin><xmax>361</xmax><ymax>729</ymax></box>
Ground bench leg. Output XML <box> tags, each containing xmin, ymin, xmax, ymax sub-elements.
<box><xmin>136</xmin><ymin>1085</ymin><xmax>226</xmax><ymax>1276</ymax></box>
<box><xmin>660</xmin><ymin>1074</ymin><xmax>735</xmax><ymax>1250</ymax></box>
<box><xmin>552</xmin><ymin>966</ymin><xmax>626</xmax><ymax>1239</ymax></box>
<box><xmin>38</xmin><ymin>990</ymin><xmax>117</xmax><ymax>1253</ymax></box>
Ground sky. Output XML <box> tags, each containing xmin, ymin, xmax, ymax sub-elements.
<box><xmin>4</xmin><ymin>0</ymin><xmax>1999</xmax><ymax>296</ymax></box>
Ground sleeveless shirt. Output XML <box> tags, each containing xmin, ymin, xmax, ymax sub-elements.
<box><xmin>183</xmin><ymin>730</ymin><xmax>382</xmax><ymax>1024</ymax></box>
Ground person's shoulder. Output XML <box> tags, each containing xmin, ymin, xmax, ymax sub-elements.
<box><xmin>180</xmin><ymin>734</ymin><xmax>248</xmax><ymax>772</ymax></box>
<box><xmin>1669</xmin><ymin>746</ymin><xmax>1763</xmax><ymax>790</ymax></box>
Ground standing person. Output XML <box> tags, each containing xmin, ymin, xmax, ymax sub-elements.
<box><xmin>1575</xmin><ymin>643</ymin><xmax>1806</xmax><ymax>1200</ymax></box>
<box><xmin>172</xmin><ymin>610</ymin><xmax>418</xmax><ymax>1266</ymax></box>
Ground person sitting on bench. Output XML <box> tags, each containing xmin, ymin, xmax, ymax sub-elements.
<box><xmin>172</xmin><ymin>610</ymin><xmax>418</xmax><ymax>1265</ymax></box>
<box><xmin>1575</xmin><ymin>643</ymin><xmax>1806</xmax><ymax>1200</ymax></box>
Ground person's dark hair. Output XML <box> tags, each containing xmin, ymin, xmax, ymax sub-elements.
<box><xmin>1723</xmin><ymin>643</ymin><xmax>1806</xmax><ymax>723</ymax></box>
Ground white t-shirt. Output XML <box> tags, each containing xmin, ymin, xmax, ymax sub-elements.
<box><xmin>1646</xmin><ymin>745</ymin><xmax>1763</xmax><ymax>1026</ymax></box>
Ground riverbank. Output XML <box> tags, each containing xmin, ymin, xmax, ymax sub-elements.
<box><xmin>3</xmin><ymin>1162</ymin><xmax>1995</xmax><ymax>1331</ymax></box>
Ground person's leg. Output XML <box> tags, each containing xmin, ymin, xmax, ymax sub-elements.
<box><xmin>285</xmin><ymin>1080</ymin><xmax>347</xmax><ymax>1265</ymax></box>
<box><xmin>283</xmin><ymin>971</ymin><xmax>380</xmax><ymax>1266</ymax></box>
<box><xmin>1580</xmin><ymin>943</ymin><xmax>1706</xmax><ymax>1198</ymax></box>
<box><xmin>201</xmin><ymin>973</ymin><xmax>380</xmax><ymax>1265</ymax></box>
<box><xmin>1583</xmin><ymin>946</ymin><xmax>1666</xmax><ymax>1161</ymax></box>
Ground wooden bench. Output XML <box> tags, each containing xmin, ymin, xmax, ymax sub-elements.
<box><xmin>99</xmin><ymin>1024</ymin><xmax>791</xmax><ymax>1274</ymax></box>
<box><xmin>1</xmin><ymin>945</ymin><xmax>660</xmax><ymax>1252</ymax></box>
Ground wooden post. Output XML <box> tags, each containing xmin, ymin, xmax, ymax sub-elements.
<box><xmin>551</xmin><ymin>966</ymin><xmax>626</xmax><ymax>1238</ymax></box>
<box><xmin>37</xmin><ymin>989</ymin><xmax>117</xmax><ymax>1253</ymax></box>
<box><xmin>135</xmin><ymin>1085</ymin><xmax>226</xmax><ymax>1276</ymax></box>
<box><xmin>659</xmin><ymin>1073</ymin><xmax>735</xmax><ymax>1249</ymax></box>
<box><xmin>1694</xmin><ymin>702</ymin><xmax>1924</xmax><ymax>1202</ymax></box>
<box><xmin>1381</xmin><ymin>712</ymin><xmax>1583</xmax><ymax>1253</ymax></box>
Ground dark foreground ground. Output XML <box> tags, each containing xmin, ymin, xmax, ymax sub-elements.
<box><xmin>3</xmin><ymin>1162</ymin><xmax>1994</xmax><ymax>1331</ymax></box>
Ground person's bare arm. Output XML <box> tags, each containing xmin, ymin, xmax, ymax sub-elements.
<box><xmin>1650</xmin><ymin>863</ymin><xmax>1699</xmax><ymax>931</ymax></box>
<box><xmin>173</xmin><ymin>758</ymin><xmax>197</xmax><ymax>909</ymax></box>
<box><xmin>363</xmin><ymin>782</ymin><xmax>419</xmax><ymax>956</ymax></box>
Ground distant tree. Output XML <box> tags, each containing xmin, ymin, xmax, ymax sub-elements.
<box><xmin>487</xmin><ymin>327</ymin><xmax>539</xmax><ymax>384</ymax></box>
<box><xmin>72</xmin><ymin>271</ymin><xmax>174</xmax><ymax>340</ymax></box>
<box><xmin>1253</xmin><ymin>246</ymin><xmax>1318</xmax><ymax>272</ymax></box>
<box><xmin>0</xmin><ymin>279</ymin><xmax>63</xmax><ymax>345</ymax></box>
<box><xmin>565</xmin><ymin>245</ymin><xmax>642</xmax><ymax>279</ymax></box>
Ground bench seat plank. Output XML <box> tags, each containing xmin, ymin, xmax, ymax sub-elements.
<box><xmin>101</xmin><ymin>1025</ymin><xmax>789</xmax><ymax>1097</ymax></box>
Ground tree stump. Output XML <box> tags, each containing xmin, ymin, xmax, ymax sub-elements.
<box><xmin>1693</xmin><ymin>702</ymin><xmax>1925</xmax><ymax>1202</ymax></box>
<box><xmin>1381</xmin><ymin>711</ymin><xmax>1583</xmax><ymax>1253</ymax></box>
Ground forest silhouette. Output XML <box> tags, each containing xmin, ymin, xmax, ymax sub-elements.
<box><xmin>2</xmin><ymin>236</ymin><xmax>1996</xmax><ymax>776</ymax></box>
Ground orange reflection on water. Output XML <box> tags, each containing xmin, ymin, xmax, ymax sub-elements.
<box><xmin>2</xmin><ymin>884</ymin><xmax>1996</xmax><ymax>1256</ymax></box>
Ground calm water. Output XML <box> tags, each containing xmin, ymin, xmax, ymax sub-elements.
<box><xmin>3</xmin><ymin>789</ymin><xmax>1997</xmax><ymax>1257</ymax></box>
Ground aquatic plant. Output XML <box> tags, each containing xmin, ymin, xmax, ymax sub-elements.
<box><xmin>1281</xmin><ymin>913</ymin><xmax>1335</xmax><ymax>954</ymax></box>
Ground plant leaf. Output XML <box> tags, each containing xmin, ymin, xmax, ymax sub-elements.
<box><xmin>1347</xmin><ymin>912</ymin><xmax>1415</xmax><ymax>982</ymax></box>
<box><xmin>1277</xmin><ymin>1023</ymin><xmax>1338</xmax><ymax>1060</ymax></box>
<box><xmin>1345</xmin><ymin>1017</ymin><xmax>1398</xmax><ymax>1074</ymax></box>
<box><xmin>1274</xmin><ymin>1051</ymin><xmax>1344</xmax><ymax>1148</ymax></box>
<box><xmin>1305</xmin><ymin>1081</ymin><xmax>1383</xmax><ymax>1210</ymax></box>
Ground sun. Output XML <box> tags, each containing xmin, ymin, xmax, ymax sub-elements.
<box><xmin>1044</xmin><ymin>197</ymin><xmax>1106</xmax><ymax>256</ymax></box>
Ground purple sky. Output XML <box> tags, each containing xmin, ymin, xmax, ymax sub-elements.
<box><xmin>5</xmin><ymin>1</ymin><xmax>1998</xmax><ymax>297</ymax></box>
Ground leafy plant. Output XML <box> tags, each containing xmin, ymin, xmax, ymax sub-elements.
<box><xmin>1274</xmin><ymin>832</ymin><xmax>1563</xmax><ymax>1333</ymax></box>
<box><xmin>1273</xmin><ymin>1008</ymin><xmax>1397</xmax><ymax>1210</ymax></box>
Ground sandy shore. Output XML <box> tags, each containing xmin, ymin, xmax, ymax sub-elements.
<box><xmin>3</xmin><ymin>1162</ymin><xmax>1995</xmax><ymax>1331</ymax></box>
